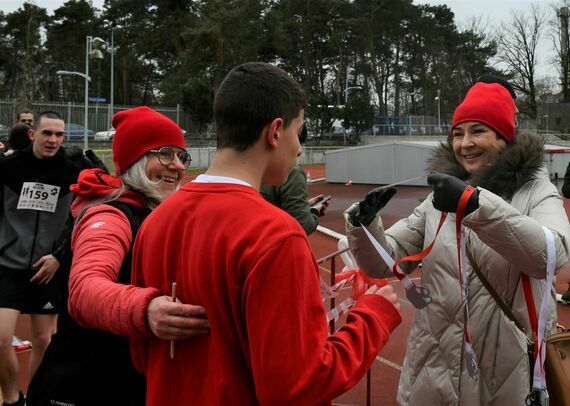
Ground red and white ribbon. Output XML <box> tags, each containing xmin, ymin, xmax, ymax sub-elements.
<box><xmin>325</xmin><ymin>268</ymin><xmax>388</xmax><ymax>323</ymax></box>
<box><xmin>455</xmin><ymin>185</ymin><xmax>479</xmax><ymax>380</ymax></box>
<box><xmin>531</xmin><ymin>226</ymin><xmax>556</xmax><ymax>390</ymax></box>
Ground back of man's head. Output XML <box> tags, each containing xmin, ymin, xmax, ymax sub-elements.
<box><xmin>477</xmin><ymin>74</ymin><xmax>517</xmax><ymax>100</ymax></box>
<box><xmin>8</xmin><ymin>124</ymin><xmax>32</xmax><ymax>151</ymax></box>
<box><xmin>214</xmin><ymin>62</ymin><xmax>306</xmax><ymax>151</ymax></box>
<box><xmin>34</xmin><ymin>111</ymin><xmax>63</xmax><ymax>129</ymax></box>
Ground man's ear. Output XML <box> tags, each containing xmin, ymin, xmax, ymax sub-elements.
<box><xmin>27</xmin><ymin>128</ymin><xmax>35</xmax><ymax>142</ymax></box>
<box><xmin>266</xmin><ymin>117</ymin><xmax>283</xmax><ymax>149</ymax></box>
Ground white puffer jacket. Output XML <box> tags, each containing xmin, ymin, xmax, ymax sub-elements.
<box><xmin>345</xmin><ymin>131</ymin><xmax>570</xmax><ymax>405</ymax></box>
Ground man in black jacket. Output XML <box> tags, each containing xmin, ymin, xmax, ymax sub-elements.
<box><xmin>0</xmin><ymin>111</ymin><xmax>80</xmax><ymax>406</ymax></box>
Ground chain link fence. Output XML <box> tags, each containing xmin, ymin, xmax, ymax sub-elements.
<box><xmin>0</xmin><ymin>98</ymin><xmax>190</xmax><ymax>136</ymax></box>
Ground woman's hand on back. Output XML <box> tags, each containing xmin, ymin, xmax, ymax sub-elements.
<box><xmin>147</xmin><ymin>295</ymin><xmax>210</xmax><ymax>340</ymax></box>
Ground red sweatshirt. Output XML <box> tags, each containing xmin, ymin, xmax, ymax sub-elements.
<box><xmin>131</xmin><ymin>182</ymin><xmax>401</xmax><ymax>406</ymax></box>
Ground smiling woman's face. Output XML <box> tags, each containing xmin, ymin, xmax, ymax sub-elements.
<box><xmin>145</xmin><ymin>148</ymin><xmax>186</xmax><ymax>196</ymax></box>
<box><xmin>451</xmin><ymin>121</ymin><xmax>507</xmax><ymax>174</ymax></box>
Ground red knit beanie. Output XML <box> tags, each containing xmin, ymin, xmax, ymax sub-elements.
<box><xmin>112</xmin><ymin>106</ymin><xmax>185</xmax><ymax>174</ymax></box>
<box><xmin>452</xmin><ymin>82</ymin><xmax>516</xmax><ymax>144</ymax></box>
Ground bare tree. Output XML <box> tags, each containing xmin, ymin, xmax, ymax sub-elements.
<box><xmin>550</xmin><ymin>0</ymin><xmax>570</xmax><ymax>102</ymax></box>
<box><xmin>497</xmin><ymin>4</ymin><xmax>546</xmax><ymax>118</ymax></box>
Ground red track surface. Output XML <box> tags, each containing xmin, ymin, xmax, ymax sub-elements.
<box><xmin>10</xmin><ymin>164</ymin><xmax>570</xmax><ymax>406</ymax></box>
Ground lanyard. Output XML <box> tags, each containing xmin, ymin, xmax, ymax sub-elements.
<box><xmin>362</xmin><ymin>225</ymin><xmax>434</xmax><ymax>309</ymax></box>
<box><xmin>455</xmin><ymin>185</ymin><xmax>480</xmax><ymax>380</ymax></box>
<box><xmin>361</xmin><ymin>199</ymin><xmax>452</xmax><ymax>310</ymax></box>
<box><xmin>364</xmin><ymin>185</ymin><xmax>479</xmax><ymax>379</ymax></box>
<box><xmin>522</xmin><ymin>227</ymin><xmax>556</xmax><ymax>390</ymax></box>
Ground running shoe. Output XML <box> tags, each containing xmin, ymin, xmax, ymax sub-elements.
<box><xmin>11</xmin><ymin>336</ymin><xmax>32</xmax><ymax>353</ymax></box>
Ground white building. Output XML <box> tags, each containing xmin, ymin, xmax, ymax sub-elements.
<box><xmin>325</xmin><ymin>140</ymin><xmax>570</xmax><ymax>186</ymax></box>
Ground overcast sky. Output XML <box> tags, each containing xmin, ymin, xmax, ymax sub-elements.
<box><xmin>1</xmin><ymin>1</ymin><xmax>557</xmax><ymax>78</ymax></box>
<box><xmin>0</xmin><ymin>0</ymin><xmax>546</xmax><ymax>22</ymax></box>
<box><xmin>415</xmin><ymin>0</ymin><xmax>543</xmax><ymax>24</ymax></box>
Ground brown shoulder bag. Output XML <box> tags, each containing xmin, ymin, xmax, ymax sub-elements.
<box><xmin>545</xmin><ymin>323</ymin><xmax>570</xmax><ymax>406</ymax></box>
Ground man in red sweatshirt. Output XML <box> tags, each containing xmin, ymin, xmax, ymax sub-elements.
<box><xmin>131</xmin><ymin>62</ymin><xmax>402</xmax><ymax>405</ymax></box>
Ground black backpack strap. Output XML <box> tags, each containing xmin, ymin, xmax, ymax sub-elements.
<box><xmin>27</xmin><ymin>200</ymin><xmax>150</xmax><ymax>406</ymax></box>
<box><xmin>104</xmin><ymin>201</ymin><xmax>150</xmax><ymax>284</ymax></box>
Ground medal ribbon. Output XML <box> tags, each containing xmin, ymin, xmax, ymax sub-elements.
<box><xmin>522</xmin><ymin>227</ymin><xmax>556</xmax><ymax>391</ymax></box>
<box><xmin>325</xmin><ymin>269</ymin><xmax>387</xmax><ymax>323</ymax></box>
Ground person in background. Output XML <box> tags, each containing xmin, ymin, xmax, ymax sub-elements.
<box><xmin>0</xmin><ymin>111</ymin><xmax>80</xmax><ymax>406</ymax></box>
<box><xmin>130</xmin><ymin>62</ymin><xmax>401</xmax><ymax>405</ymax></box>
<box><xmin>260</xmin><ymin>125</ymin><xmax>329</xmax><ymax>234</ymax></box>
<box><xmin>27</xmin><ymin>106</ymin><xmax>209</xmax><ymax>406</ymax></box>
<box><xmin>15</xmin><ymin>109</ymin><xmax>34</xmax><ymax>126</ymax></box>
<box><xmin>345</xmin><ymin>82</ymin><xmax>570</xmax><ymax>405</ymax></box>
<box><xmin>1</xmin><ymin>124</ymin><xmax>32</xmax><ymax>159</ymax></box>
<box><xmin>0</xmin><ymin>124</ymin><xmax>34</xmax><ymax>354</ymax></box>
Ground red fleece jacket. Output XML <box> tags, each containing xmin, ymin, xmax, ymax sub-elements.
<box><xmin>131</xmin><ymin>182</ymin><xmax>402</xmax><ymax>405</ymax></box>
<box><xmin>68</xmin><ymin>168</ymin><xmax>160</xmax><ymax>337</ymax></box>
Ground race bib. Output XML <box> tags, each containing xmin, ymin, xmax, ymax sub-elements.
<box><xmin>17</xmin><ymin>182</ymin><xmax>61</xmax><ymax>213</ymax></box>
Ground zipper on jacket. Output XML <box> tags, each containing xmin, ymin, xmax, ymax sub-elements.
<box><xmin>526</xmin><ymin>333</ymin><xmax>535</xmax><ymax>393</ymax></box>
<box><xmin>458</xmin><ymin>333</ymin><xmax>464</xmax><ymax>404</ymax></box>
<box><xmin>27</xmin><ymin>210</ymin><xmax>40</xmax><ymax>270</ymax></box>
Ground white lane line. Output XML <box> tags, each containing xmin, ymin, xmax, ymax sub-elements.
<box><xmin>375</xmin><ymin>355</ymin><xmax>403</xmax><ymax>371</ymax></box>
<box><xmin>316</xmin><ymin>225</ymin><xmax>345</xmax><ymax>240</ymax></box>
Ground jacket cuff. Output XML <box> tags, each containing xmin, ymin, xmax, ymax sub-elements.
<box><xmin>51</xmin><ymin>244</ymin><xmax>66</xmax><ymax>263</ymax></box>
<box><xmin>139</xmin><ymin>287</ymin><xmax>163</xmax><ymax>337</ymax></box>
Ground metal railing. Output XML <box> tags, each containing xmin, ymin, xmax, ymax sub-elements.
<box><xmin>0</xmin><ymin>99</ymin><xmax>189</xmax><ymax>134</ymax></box>
<box><xmin>317</xmin><ymin>246</ymin><xmax>372</xmax><ymax>406</ymax></box>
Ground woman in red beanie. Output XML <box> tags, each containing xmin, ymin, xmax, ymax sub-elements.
<box><xmin>27</xmin><ymin>106</ymin><xmax>209</xmax><ymax>406</ymax></box>
<box><xmin>344</xmin><ymin>82</ymin><xmax>570</xmax><ymax>405</ymax></box>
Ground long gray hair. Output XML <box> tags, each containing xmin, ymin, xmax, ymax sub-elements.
<box><xmin>75</xmin><ymin>155</ymin><xmax>178</xmax><ymax>224</ymax></box>
<box><xmin>120</xmin><ymin>155</ymin><xmax>174</xmax><ymax>209</ymax></box>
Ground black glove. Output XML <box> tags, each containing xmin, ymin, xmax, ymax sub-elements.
<box><xmin>427</xmin><ymin>172</ymin><xmax>479</xmax><ymax>214</ymax></box>
<box><xmin>351</xmin><ymin>186</ymin><xmax>397</xmax><ymax>226</ymax></box>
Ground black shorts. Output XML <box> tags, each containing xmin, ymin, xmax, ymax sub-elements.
<box><xmin>0</xmin><ymin>266</ymin><xmax>60</xmax><ymax>314</ymax></box>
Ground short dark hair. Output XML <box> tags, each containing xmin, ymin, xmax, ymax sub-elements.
<box><xmin>34</xmin><ymin>111</ymin><xmax>63</xmax><ymax>129</ymax></box>
<box><xmin>477</xmin><ymin>75</ymin><xmax>517</xmax><ymax>100</ymax></box>
<box><xmin>214</xmin><ymin>62</ymin><xmax>306</xmax><ymax>151</ymax></box>
<box><xmin>16</xmin><ymin>108</ymin><xmax>34</xmax><ymax>120</ymax></box>
<box><xmin>8</xmin><ymin>124</ymin><xmax>32</xmax><ymax>151</ymax></box>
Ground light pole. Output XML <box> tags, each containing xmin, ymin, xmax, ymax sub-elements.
<box><xmin>104</xmin><ymin>21</ymin><xmax>119</xmax><ymax>133</ymax></box>
<box><xmin>59</xmin><ymin>37</ymin><xmax>106</xmax><ymax>150</ymax></box>
<box><xmin>342</xmin><ymin>84</ymin><xmax>363</xmax><ymax>145</ymax></box>
<box><xmin>108</xmin><ymin>27</ymin><xmax>114</xmax><ymax>132</ymax></box>
<box><xmin>84</xmin><ymin>36</ymin><xmax>106</xmax><ymax>149</ymax></box>
<box><xmin>345</xmin><ymin>66</ymin><xmax>355</xmax><ymax>104</ymax></box>
<box><xmin>56</xmin><ymin>70</ymin><xmax>90</xmax><ymax>146</ymax></box>
<box><xmin>435</xmin><ymin>89</ymin><xmax>441</xmax><ymax>130</ymax></box>
<box><xmin>343</xmin><ymin>86</ymin><xmax>363</xmax><ymax>100</ymax></box>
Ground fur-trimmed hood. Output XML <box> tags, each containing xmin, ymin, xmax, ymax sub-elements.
<box><xmin>427</xmin><ymin>130</ymin><xmax>545</xmax><ymax>200</ymax></box>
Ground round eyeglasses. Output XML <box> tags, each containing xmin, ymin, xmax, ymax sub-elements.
<box><xmin>149</xmin><ymin>147</ymin><xmax>192</xmax><ymax>169</ymax></box>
